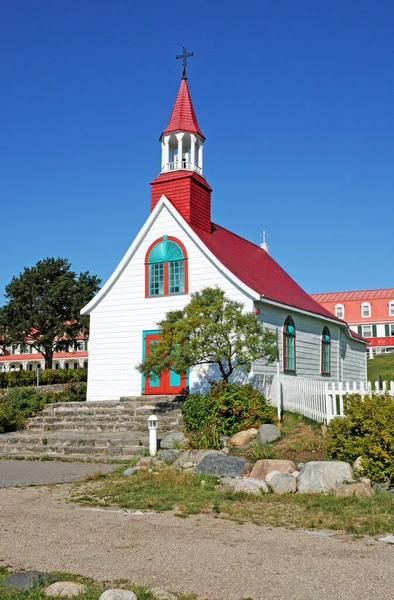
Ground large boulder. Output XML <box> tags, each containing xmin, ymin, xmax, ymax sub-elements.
<box><xmin>160</xmin><ymin>449</ymin><xmax>181</xmax><ymax>464</ymax></box>
<box><xmin>297</xmin><ymin>461</ymin><xmax>354</xmax><ymax>494</ymax></box>
<box><xmin>219</xmin><ymin>477</ymin><xmax>270</xmax><ymax>495</ymax></box>
<box><xmin>160</xmin><ymin>432</ymin><xmax>186</xmax><ymax>450</ymax></box>
<box><xmin>266</xmin><ymin>472</ymin><xmax>297</xmax><ymax>494</ymax></box>
<box><xmin>228</xmin><ymin>428</ymin><xmax>258</xmax><ymax>447</ymax></box>
<box><xmin>99</xmin><ymin>590</ymin><xmax>137</xmax><ymax>600</ymax></box>
<box><xmin>173</xmin><ymin>449</ymin><xmax>224</xmax><ymax>469</ymax></box>
<box><xmin>256</xmin><ymin>424</ymin><xmax>281</xmax><ymax>444</ymax></box>
<box><xmin>195</xmin><ymin>454</ymin><xmax>248</xmax><ymax>477</ymax></box>
<box><xmin>250</xmin><ymin>459</ymin><xmax>297</xmax><ymax>480</ymax></box>
<box><xmin>333</xmin><ymin>481</ymin><xmax>374</xmax><ymax>498</ymax></box>
<box><xmin>44</xmin><ymin>581</ymin><xmax>88</xmax><ymax>597</ymax></box>
<box><xmin>3</xmin><ymin>571</ymin><xmax>53</xmax><ymax>591</ymax></box>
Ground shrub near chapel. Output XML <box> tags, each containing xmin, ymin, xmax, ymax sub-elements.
<box><xmin>327</xmin><ymin>392</ymin><xmax>394</xmax><ymax>483</ymax></box>
<box><xmin>182</xmin><ymin>381</ymin><xmax>274</xmax><ymax>442</ymax></box>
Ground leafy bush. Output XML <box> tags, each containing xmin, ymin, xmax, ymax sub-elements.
<box><xmin>327</xmin><ymin>393</ymin><xmax>394</xmax><ymax>483</ymax></box>
<box><xmin>54</xmin><ymin>382</ymin><xmax>87</xmax><ymax>403</ymax></box>
<box><xmin>0</xmin><ymin>382</ymin><xmax>87</xmax><ymax>433</ymax></box>
<box><xmin>182</xmin><ymin>381</ymin><xmax>274</xmax><ymax>444</ymax></box>
<box><xmin>0</xmin><ymin>368</ymin><xmax>87</xmax><ymax>389</ymax></box>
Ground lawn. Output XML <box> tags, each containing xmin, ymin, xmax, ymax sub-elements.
<box><xmin>72</xmin><ymin>467</ymin><xmax>394</xmax><ymax>537</ymax></box>
<box><xmin>367</xmin><ymin>353</ymin><xmax>394</xmax><ymax>384</ymax></box>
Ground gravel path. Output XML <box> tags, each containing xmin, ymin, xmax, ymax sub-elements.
<box><xmin>0</xmin><ymin>459</ymin><xmax>119</xmax><ymax>487</ymax></box>
<box><xmin>0</xmin><ymin>485</ymin><xmax>393</xmax><ymax>600</ymax></box>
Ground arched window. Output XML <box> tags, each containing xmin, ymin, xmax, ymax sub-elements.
<box><xmin>321</xmin><ymin>327</ymin><xmax>331</xmax><ymax>375</ymax></box>
<box><xmin>145</xmin><ymin>236</ymin><xmax>188</xmax><ymax>297</ymax></box>
<box><xmin>283</xmin><ymin>317</ymin><xmax>296</xmax><ymax>372</ymax></box>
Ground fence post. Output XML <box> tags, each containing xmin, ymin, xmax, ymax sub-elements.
<box><xmin>325</xmin><ymin>382</ymin><xmax>331</xmax><ymax>424</ymax></box>
<box><xmin>276</xmin><ymin>360</ymin><xmax>281</xmax><ymax>424</ymax></box>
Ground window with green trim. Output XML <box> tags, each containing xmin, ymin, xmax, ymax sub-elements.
<box><xmin>321</xmin><ymin>327</ymin><xmax>331</xmax><ymax>375</ymax></box>
<box><xmin>283</xmin><ymin>317</ymin><xmax>296</xmax><ymax>372</ymax></box>
<box><xmin>146</xmin><ymin>236</ymin><xmax>187</xmax><ymax>297</ymax></box>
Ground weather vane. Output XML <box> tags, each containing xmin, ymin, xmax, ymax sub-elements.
<box><xmin>176</xmin><ymin>46</ymin><xmax>194</xmax><ymax>80</ymax></box>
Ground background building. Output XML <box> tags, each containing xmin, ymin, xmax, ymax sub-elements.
<box><xmin>0</xmin><ymin>335</ymin><xmax>88</xmax><ymax>371</ymax></box>
<box><xmin>311</xmin><ymin>288</ymin><xmax>394</xmax><ymax>356</ymax></box>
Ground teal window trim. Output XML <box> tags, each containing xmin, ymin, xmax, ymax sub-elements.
<box><xmin>283</xmin><ymin>317</ymin><xmax>296</xmax><ymax>372</ymax></box>
<box><xmin>321</xmin><ymin>327</ymin><xmax>331</xmax><ymax>375</ymax></box>
<box><xmin>146</xmin><ymin>237</ymin><xmax>186</xmax><ymax>298</ymax></box>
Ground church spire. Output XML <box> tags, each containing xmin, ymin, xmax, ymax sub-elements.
<box><xmin>151</xmin><ymin>57</ymin><xmax>212</xmax><ymax>234</ymax></box>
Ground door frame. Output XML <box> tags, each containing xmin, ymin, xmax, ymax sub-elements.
<box><xmin>141</xmin><ymin>330</ymin><xmax>189</xmax><ymax>395</ymax></box>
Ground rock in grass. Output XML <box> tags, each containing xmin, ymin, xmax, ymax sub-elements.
<box><xmin>99</xmin><ymin>590</ymin><xmax>137</xmax><ymax>600</ymax></box>
<box><xmin>44</xmin><ymin>581</ymin><xmax>88</xmax><ymax>597</ymax></box>
<box><xmin>123</xmin><ymin>468</ymin><xmax>138</xmax><ymax>476</ymax></box>
<box><xmin>173</xmin><ymin>449</ymin><xmax>223</xmax><ymax>469</ymax></box>
<box><xmin>3</xmin><ymin>571</ymin><xmax>53</xmax><ymax>591</ymax></box>
<box><xmin>160</xmin><ymin>449</ymin><xmax>181</xmax><ymax>464</ymax></box>
<box><xmin>219</xmin><ymin>477</ymin><xmax>270</xmax><ymax>495</ymax></box>
<box><xmin>195</xmin><ymin>454</ymin><xmax>248</xmax><ymax>477</ymax></box>
<box><xmin>160</xmin><ymin>432</ymin><xmax>186</xmax><ymax>450</ymax></box>
<box><xmin>228</xmin><ymin>428</ymin><xmax>258</xmax><ymax>447</ymax></box>
<box><xmin>250</xmin><ymin>459</ymin><xmax>297</xmax><ymax>481</ymax></box>
<box><xmin>333</xmin><ymin>481</ymin><xmax>374</xmax><ymax>498</ymax></box>
<box><xmin>297</xmin><ymin>461</ymin><xmax>353</xmax><ymax>494</ymax></box>
<box><xmin>255</xmin><ymin>424</ymin><xmax>281</xmax><ymax>444</ymax></box>
<box><xmin>266</xmin><ymin>472</ymin><xmax>297</xmax><ymax>494</ymax></box>
<box><xmin>147</xmin><ymin>587</ymin><xmax>178</xmax><ymax>600</ymax></box>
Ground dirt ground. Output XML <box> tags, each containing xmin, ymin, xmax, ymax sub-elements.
<box><xmin>0</xmin><ymin>482</ymin><xmax>393</xmax><ymax>600</ymax></box>
<box><xmin>0</xmin><ymin>459</ymin><xmax>119</xmax><ymax>488</ymax></box>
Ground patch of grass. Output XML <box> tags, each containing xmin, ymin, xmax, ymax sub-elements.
<box><xmin>71</xmin><ymin>467</ymin><xmax>394</xmax><ymax>537</ymax></box>
<box><xmin>0</xmin><ymin>568</ymin><xmax>198</xmax><ymax>600</ymax></box>
<box><xmin>367</xmin><ymin>353</ymin><xmax>394</xmax><ymax>384</ymax></box>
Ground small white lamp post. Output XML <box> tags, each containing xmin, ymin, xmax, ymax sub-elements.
<box><xmin>36</xmin><ymin>364</ymin><xmax>41</xmax><ymax>387</ymax></box>
<box><xmin>147</xmin><ymin>415</ymin><xmax>158</xmax><ymax>456</ymax></box>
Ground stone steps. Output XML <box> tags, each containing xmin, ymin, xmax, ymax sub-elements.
<box><xmin>0</xmin><ymin>395</ymin><xmax>185</xmax><ymax>462</ymax></box>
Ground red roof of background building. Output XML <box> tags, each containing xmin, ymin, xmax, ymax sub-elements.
<box><xmin>311</xmin><ymin>288</ymin><xmax>394</xmax><ymax>303</ymax></box>
<box><xmin>365</xmin><ymin>337</ymin><xmax>394</xmax><ymax>347</ymax></box>
<box><xmin>0</xmin><ymin>351</ymin><xmax>88</xmax><ymax>362</ymax></box>
<box><xmin>193</xmin><ymin>223</ymin><xmax>340</xmax><ymax>318</ymax></box>
<box><xmin>161</xmin><ymin>79</ymin><xmax>205</xmax><ymax>140</ymax></box>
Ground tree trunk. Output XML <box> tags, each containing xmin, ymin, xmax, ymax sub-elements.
<box><xmin>43</xmin><ymin>347</ymin><xmax>54</xmax><ymax>370</ymax></box>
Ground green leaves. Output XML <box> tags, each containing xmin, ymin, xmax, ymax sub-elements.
<box><xmin>138</xmin><ymin>287</ymin><xmax>277</xmax><ymax>381</ymax></box>
<box><xmin>0</xmin><ymin>257</ymin><xmax>101</xmax><ymax>369</ymax></box>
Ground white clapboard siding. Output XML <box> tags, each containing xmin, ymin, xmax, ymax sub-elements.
<box><xmin>86</xmin><ymin>203</ymin><xmax>254</xmax><ymax>401</ymax></box>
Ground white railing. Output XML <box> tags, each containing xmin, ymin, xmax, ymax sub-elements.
<box><xmin>252</xmin><ymin>373</ymin><xmax>394</xmax><ymax>425</ymax></box>
<box><xmin>162</xmin><ymin>161</ymin><xmax>202</xmax><ymax>174</ymax></box>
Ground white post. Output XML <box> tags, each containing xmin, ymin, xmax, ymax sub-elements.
<box><xmin>198</xmin><ymin>142</ymin><xmax>203</xmax><ymax>174</ymax></box>
<box><xmin>190</xmin><ymin>134</ymin><xmax>196</xmax><ymax>170</ymax></box>
<box><xmin>36</xmin><ymin>364</ymin><xmax>41</xmax><ymax>387</ymax></box>
<box><xmin>276</xmin><ymin>360</ymin><xmax>281</xmax><ymax>423</ymax></box>
<box><xmin>176</xmin><ymin>133</ymin><xmax>184</xmax><ymax>169</ymax></box>
<box><xmin>148</xmin><ymin>415</ymin><xmax>158</xmax><ymax>456</ymax></box>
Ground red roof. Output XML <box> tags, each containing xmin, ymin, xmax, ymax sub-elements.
<box><xmin>161</xmin><ymin>79</ymin><xmax>205</xmax><ymax>140</ymax></box>
<box><xmin>365</xmin><ymin>337</ymin><xmax>394</xmax><ymax>347</ymax></box>
<box><xmin>192</xmin><ymin>222</ymin><xmax>365</xmax><ymax>342</ymax></box>
<box><xmin>0</xmin><ymin>351</ymin><xmax>88</xmax><ymax>362</ymax></box>
<box><xmin>311</xmin><ymin>288</ymin><xmax>394</xmax><ymax>303</ymax></box>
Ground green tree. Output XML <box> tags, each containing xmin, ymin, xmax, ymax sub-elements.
<box><xmin>0</xmin><ymin>258</ymin><xmax>101</xmax><ymax>369</ymax></box>
<box><xmin>138</xmin><ymin>287</ymin><xmax>277</xmax><ymax>381</ymax></box>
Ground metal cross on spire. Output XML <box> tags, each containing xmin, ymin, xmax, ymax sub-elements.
<box><xmin>176</xmin><ymin>46</ymin><xmax>194</xmax><ymax>80</ymax></box>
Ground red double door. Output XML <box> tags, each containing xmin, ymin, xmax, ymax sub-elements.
<box><xmin>142</xmin><ymin>332</ymin><xmax>187</xmax><ymax>395</ymax></box>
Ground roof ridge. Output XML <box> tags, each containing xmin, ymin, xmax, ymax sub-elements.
<box><xmin>312</xmin><ymin>287</ymin><xmax>394</xmax><ymax>296</ymax></box>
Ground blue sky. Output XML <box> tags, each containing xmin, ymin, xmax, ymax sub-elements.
<box><xmin>1</xmin><ymin>0</ymin><xmax>393</xmax><ymax>301</ymax></box>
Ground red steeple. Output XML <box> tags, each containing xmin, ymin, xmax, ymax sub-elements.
<box><xmin>151</xmin><ymin>73</ymin><xmax>212</xmax><ymax>234</ymax></box>
<box><xmin>161</xmin><ymin>79</ymin><xmax>205</xmax><ymax>141</ymax></box>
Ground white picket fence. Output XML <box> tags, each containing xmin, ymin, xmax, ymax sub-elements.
<box><xmin>325</xmin><ymin>380</ymin><xmax>394</xmax><ymax>423</ymax></box>
<box><xmin>253</xmin><ymin>373</ymin><xmax>394</xmax><ymax>424</ymax></box>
